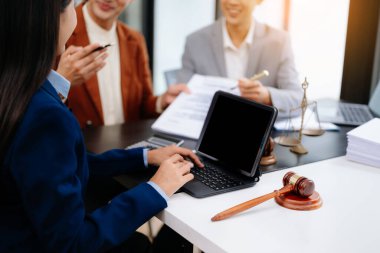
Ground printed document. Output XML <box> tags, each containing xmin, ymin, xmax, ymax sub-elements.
<box><xmin>152</xmin><ymin>74</ymin><xmax>239</xmax><ymax>139</ymax></box>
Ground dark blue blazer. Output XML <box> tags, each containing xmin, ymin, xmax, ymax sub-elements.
<box><xmin>0</xmin><ymin>80</ymin><xmax>167</xmax><ymax>252</ymax></box>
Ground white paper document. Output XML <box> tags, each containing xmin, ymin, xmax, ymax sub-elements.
<box><xmin>346</xmin><ymin>118</ymin><xmax>380</xmax><ymax>168</ymax></box>
<box><xmin>152</xmin><ymin>74</ymin><xmax>239</xmax><ymax>139</ymax></box>
<box><xmin>347</xmin><ymin>118</ymin><xmax>380</xmax><ymax>145</ymax></box>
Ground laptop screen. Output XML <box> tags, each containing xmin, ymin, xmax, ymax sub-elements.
<box><xmin>197</xmin><ymin>91</ymin><xmax>277</xmax><ymax>177</ymax></box>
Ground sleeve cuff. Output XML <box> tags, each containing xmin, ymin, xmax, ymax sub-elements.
<box><xmin>147</xmin><ymin>181</ymin><xmax>170</xmax><ymax>203</ymax></box>
<box><xmin>143</xmin><ymin>148</ymin><xmax>148</xmax><ymax>168</ymax></box>
<box><xmin>155</xmin><ymin>95</ymin><xmax>164</xmax><ymax>114</ymax></box>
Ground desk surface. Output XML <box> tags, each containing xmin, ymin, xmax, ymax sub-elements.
<box><xmin>83</xmin><ymin>121</ymin><xmax>376</xmax><ymax>252</ymax></box>
<box><xmin>83</xmin><ymin>119</ymin><xmax>351</xmax><ymax>174</ymax></box>
<box><xmin>158</xmin><ymin>157</ymin><xmax>380</xmax><ymax>253</ymax></box>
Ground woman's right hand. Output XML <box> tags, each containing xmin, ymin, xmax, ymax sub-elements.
<box><xmin>57</xmin><ymin>44</ymin><xmax>108</xmax><ymax>86</ymax></box>
<box><xmin>150</xmin><ymin>154</ymin><xmax>194</xmax><ymax>197</ymax></box>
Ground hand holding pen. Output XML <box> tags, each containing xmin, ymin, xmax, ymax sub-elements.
<box><xmin>57</xmin><ymin>43</ymin><xmax>110</xmax><ymax>86</ymax></box>
<box><xmin>230</xmin><ymin>70</ymin><xmax>269</xmax><ymax>90</ymax></box>
<box><xmin>231</xmin><ymin>70</ymin><xmax>272</xmax><ymax>105</ymax></box>
<box><xmin>92</xmin><ymin>43</ymin><xmax>115</xmax><ymax>52</ymax></box>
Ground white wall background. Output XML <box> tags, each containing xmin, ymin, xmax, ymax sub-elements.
<box><xmin>153</xmin><ymin>0</ymin><xmax>216</xmax><ymax>95</ymax></box>
<box><xmin>254</xmin><ymin>0</ymin><xmax>284</xmax><ymax>30</ymax></box>
<box><xmin>289</xmin><ymin>0</ymin><xmax>350</xmax><ymax>101</ymax></box>
<box><xmin>254</xmin><ymin>0</ymin><xmax>350</xmax><ymax>101</ymax></box>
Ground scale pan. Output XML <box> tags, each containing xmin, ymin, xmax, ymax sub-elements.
<box><xmin>290</xmin><ymin>143</ymin><xmax>308</xmax><ymax>154</ymax></box>
<box><xmin>274</xmin><ymin>136</ymin><xmax>300</xmax><ymax>147</ymax></box>
<box><xmin>302</xmin><ymin>129</ymin><xmax>325</xmax><ymax>136</ymax></box>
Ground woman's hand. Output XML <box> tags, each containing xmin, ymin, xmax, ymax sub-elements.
<box><xmin>147</xmin><ymin>145</ymin><xmax>203</xmax><ymax>168</ymax></box>
<box><xmin>150</xmin><ymin>154</ymin><xmax>194</xmax><ymax>197</ymax></box>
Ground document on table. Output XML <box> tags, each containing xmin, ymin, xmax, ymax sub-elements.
<box><xmin>152</xmin><ymin>74</ymin><xmax>239</xmax><ymax>139</ymax></box>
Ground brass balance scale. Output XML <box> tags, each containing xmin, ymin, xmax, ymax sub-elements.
<box><xmin>274</xmin><ymin>78</ymin><xmax>325</xmax><ymax>154</ymax></box>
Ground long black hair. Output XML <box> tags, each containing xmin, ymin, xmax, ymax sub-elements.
<box><xmin>0</xmin><ymin>0</ymin><xmax>72</xmax><ymax>163</ymax></box>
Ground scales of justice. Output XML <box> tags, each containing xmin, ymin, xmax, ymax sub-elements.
<box><xmin>274</xmin><ymin>78</ymin><xmax>325</xmax><ymax>154</ymax></box>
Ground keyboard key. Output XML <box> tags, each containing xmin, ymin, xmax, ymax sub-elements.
<box><xmin>191</xmin><ymin>161</ymin><xmax>245</xmax><ymax>191</ymax></box>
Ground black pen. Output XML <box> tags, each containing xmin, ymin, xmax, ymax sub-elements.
<box><xmin>230</xmin><ymin>70</ymin><xmax>270</xmax><ymax>90</ymax></box>
<box><xmin>92</xmin><ymin>43</ymin><xmax>114</xmax><ymax>52</ymax></box>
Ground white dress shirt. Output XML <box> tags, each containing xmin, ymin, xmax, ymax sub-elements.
<box><xmin>222</xmin><ymin>18</ymin><xmax>255</xmax><ymax>80</ymax></box>
<box><xmin>83</xmin><ymin>5</ymin><xmax>124</xmax><ymax>126</ymax></box>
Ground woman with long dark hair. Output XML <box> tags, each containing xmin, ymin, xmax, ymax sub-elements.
<box><xmin>0</xmin><ymin>1</ymin><xmax>202</xmax><ymax>252</ymax></box>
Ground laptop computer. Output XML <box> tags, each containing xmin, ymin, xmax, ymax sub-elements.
<box><xmin>182</xmin><ymin>91</ymin><xmax>278</xmax><ymax>198</ymax></box>
<box><xmin>318</xmin><ymin>83</ymin><xmax>380</xmax><ymax>126</ymax></box>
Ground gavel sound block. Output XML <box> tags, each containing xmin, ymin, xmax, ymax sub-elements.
<box><xmin>274</xmin><ymin>172</ymin><xmax>322</xmax><ymax>211</ymax></box>
<box><xmin>211</xmin><ymin>171</ymin><xmax>322</xmax><ymax>222</ymax></box>
<box><xmin>260</xmin><ymin>137</ymin><xmax>277</xmax><ymax>166</ymax></box>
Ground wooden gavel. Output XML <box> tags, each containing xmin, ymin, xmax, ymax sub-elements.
<box><xmin>211</xmin><ymin>172</ymin><xmax>315</xmax><ymax>222</ymax></box>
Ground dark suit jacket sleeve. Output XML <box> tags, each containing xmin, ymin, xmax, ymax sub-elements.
<box><xmin>10</xmin><ymin>106</ymin><xmax>166</xmax><ymax>252</ymax></box>
<box><xmin>87</xmin><ymin>148</ymin><xmax>147</xmax><ymax>177</ymax></box>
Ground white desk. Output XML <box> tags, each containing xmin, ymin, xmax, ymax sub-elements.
<box><xmin>157</xmin><ymin>157</ymin><xmax>380</xmax><ymax>253</ymax></box>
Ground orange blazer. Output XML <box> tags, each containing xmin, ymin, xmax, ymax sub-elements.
<box><xmin>66</xmin><ymin>3</ymin><xmax>158</xmax><ymax>128</ymax></box>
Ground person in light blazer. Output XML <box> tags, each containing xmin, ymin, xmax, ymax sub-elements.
<box><xmin>0</xmin><ymin>0</ymin><xmax>203</xmax><ymax>252</ymax></box>
<box><xmin>176</xmin><ymin>0</ymin><xmax>303</xmax><ymax>116</ymax></box>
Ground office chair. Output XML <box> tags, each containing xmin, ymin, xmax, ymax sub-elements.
<box><xmin>163</xmin><ymin>69</ymin><xmax>180</xmax><ymax>87</ymax></box>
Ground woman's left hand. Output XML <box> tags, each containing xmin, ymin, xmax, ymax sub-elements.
<box><xmin>148</xmin><ymin>145</ymin><xmax>204</xmax><ymax>168</ymax></box>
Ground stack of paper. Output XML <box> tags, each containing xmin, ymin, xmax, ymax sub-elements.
<box><xmin>346</xmin><ymin>118</ymin><xmax>380</xmax><ymax>168</ymax></box>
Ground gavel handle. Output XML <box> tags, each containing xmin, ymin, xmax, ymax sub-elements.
<box><xmin>211</xmin><ymin>184</ymin><xmax>293</xmax><ymax>222</ymax></box>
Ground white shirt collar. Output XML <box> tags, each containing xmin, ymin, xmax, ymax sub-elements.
<box><xmin>83</xmin><ymin>3</ymin><xmax>117</xmax><ymax>38</ymax></box>
<box><xmin>222</xmin><ymin>17</ymin><xmax>255</xmax><ymax>50</ymax></box>
<box><xmin>47</xmin><ymin>70</ymin><xmax>70</xmax><ymax>99</ymax></box>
